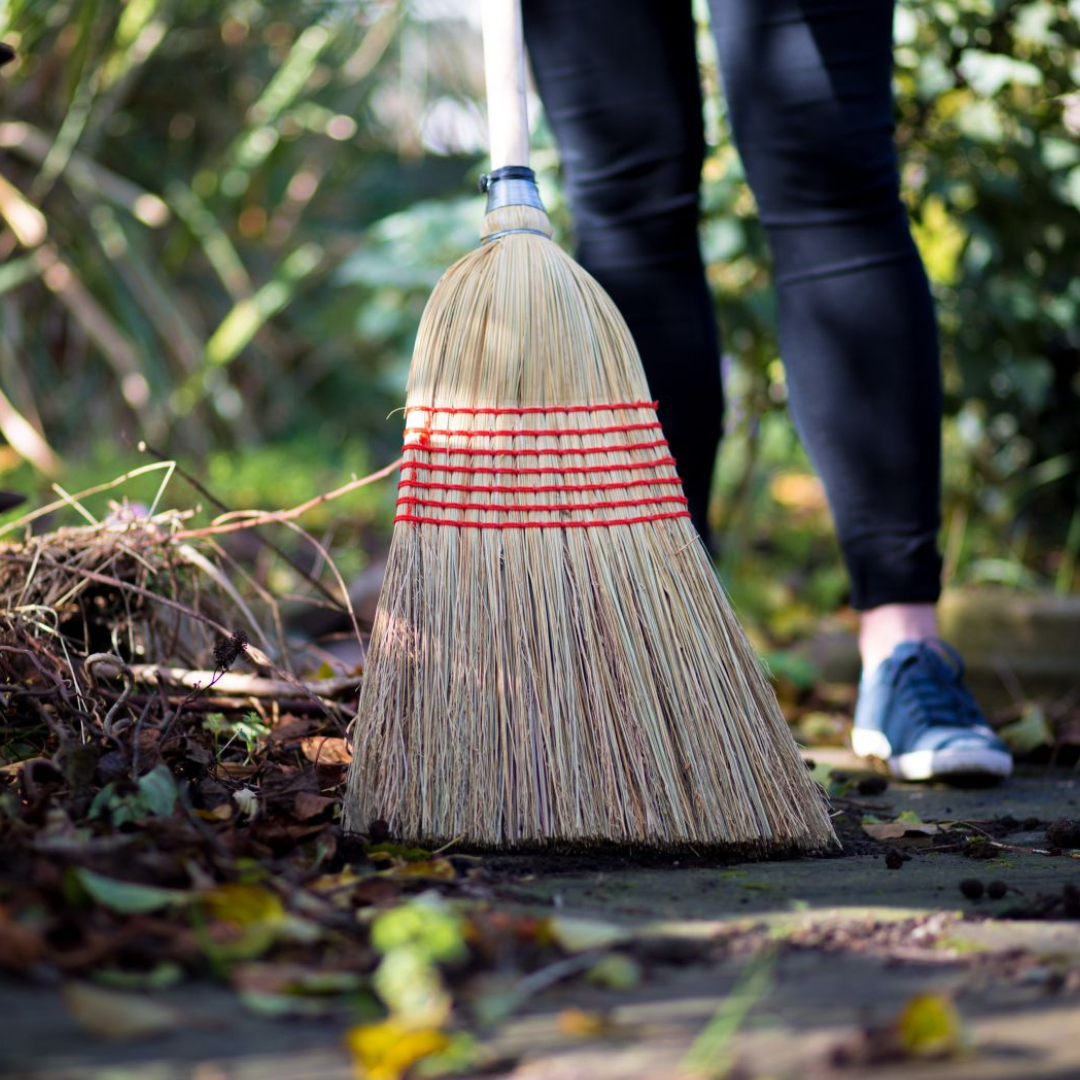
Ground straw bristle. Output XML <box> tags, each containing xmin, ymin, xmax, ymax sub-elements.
<box><xmin>344</xmin><ymin>207</ymin><xmax>837</xmax><ymax>852</ymax></box>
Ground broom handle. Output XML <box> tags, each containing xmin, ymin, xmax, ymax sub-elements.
<box><xmin>482</xmin><ymin>0</ymin><xmax>530</xmax><ymax>169</ymax></box>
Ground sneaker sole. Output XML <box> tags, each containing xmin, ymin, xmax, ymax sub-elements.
<box><xmin>889</xmin><ymin>747</ymin><xmax>1014</xmax><ymax>782</ymax></box>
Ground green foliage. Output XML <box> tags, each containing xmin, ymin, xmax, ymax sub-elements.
<box><xmin>0</xmin><ymin>0</ymin><xmax>1075</xmax><ymax>599</ymax></box>
<box><xmin>0</xmin><ymin>0</ymin><xmax>475</xmax><ymax>485</ymax></box>
<box><xmin>203</xmin><ymin>710</ymin><xmax>270</xmax><ymax>762</ymax></box>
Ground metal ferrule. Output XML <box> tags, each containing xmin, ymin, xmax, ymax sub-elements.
<box><xmin>480</xmin><ymin>166</ymin><xmax>546</xmax><ymax>214</ymax></box>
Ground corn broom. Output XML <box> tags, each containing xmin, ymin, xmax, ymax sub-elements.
<box><xmin>343</xmin><ymin>0</ymin><xmax>836</xmax><ymax>852</ymax></box>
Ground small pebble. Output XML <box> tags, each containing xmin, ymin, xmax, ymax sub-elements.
<box><xmin>1045</xmin><ymin>820</ymin><xmax>1080</xmax><ymax>849</ymax></box>
<box><xmin>885</xmin><ymin>850</ymin><xmax>904</xmax><ymax>870</ymax></box>
<box><xmin>959</xmin><ymin>878</ymin><xmax>985</xmax><ymax>901</ymax></box>
<box><xmin>987</xmin><ymin>880</ymin><xmax>1007</xmax><ymax>900</ymax></box>
<box><xmin>857</xmin><ymin>775</ymin><xmax>888</xmax><ymax>796</ymax></box>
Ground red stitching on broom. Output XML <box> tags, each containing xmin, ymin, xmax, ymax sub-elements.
<box><xmin>396</xmin><ymin>495</ymin><xmax>689</xmax><ymax>512</ymax></box>
<box><xmin>402</xmin><ymin>422</ymin><xmax>662</xmax><ymax>438</ymax></box>
<box><xmin>401</xmin><ymin>439</ymin><xmax>670</xmax><ymax>457</ymax></box>
<box><xmin>399</xmin><ymin>457</ymin><xmax>678</xmax><ymax>477</ymax></box>
<box><xmin>404</xmin><ymin>401</ymin><xmax>658</xmax><ymax>416</ymax></box>
<box><xmin>398</xmin><ymin>478</ymin><xmax>683</xmax><ymax>494</ymax></box>
<box><xmin>393</xmin><ymin>511</ymin><xmax>692</xmax><ymax>529</ymax></box>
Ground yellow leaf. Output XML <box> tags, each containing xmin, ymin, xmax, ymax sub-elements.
<box><xmin>345</xmin><ymin>1020</ymin><xmax>451</xmax><ymax>1080</ymax></box>
<box><xmin>390</xmin><ymin>859</ymin><xmax>456</xmax><ymax>880</ymax></box>
<box><xmin>897</xmin><ymin>993</ymin><xmax>963</xmax><ymax>1058</ymax></box>
<box><xmin>557</xmin><ymin>1008</ymin><xmax>615</xmax><ymax>1039</ymax></box>
<box><xmin>308</xmin><ymin>869</ymin><xmax>362</xmax><ymax>897</ymax></box>
<box><xmin>202</xmin><ymin>883</ymin><xmax>286</xmax><ymax>926</ymax></box>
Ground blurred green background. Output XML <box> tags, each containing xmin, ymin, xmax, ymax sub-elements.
<box><xmin>0</xmin><ymin>0</ymin><xmax>1077</xmax><ymax>630</ymax></box>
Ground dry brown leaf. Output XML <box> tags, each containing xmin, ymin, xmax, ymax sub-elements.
<box><xmin>293</xmin><ymin>791</ymin><xmax>336</xmax><ymax>820</ymax></box>
<box><xmin>299</xmin><ymin>736</ymin><xmax>352</xmax><ymax>764</ymax></box>
<box><xmin>62</xmin><ymin>982</ymin><xmax>187</xmax><ymax>1041</ymax></box>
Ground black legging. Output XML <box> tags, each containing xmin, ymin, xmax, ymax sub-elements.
<box><xmin>522</xmin><ymin>0</ymin><xmax>943</xmax><ymax>611</ymax></box>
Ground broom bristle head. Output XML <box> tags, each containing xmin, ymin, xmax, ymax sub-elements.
<box><xmin>344</xmin><ymin>206</ymin><xmax>837</xmax><ymax>853</ymax></box>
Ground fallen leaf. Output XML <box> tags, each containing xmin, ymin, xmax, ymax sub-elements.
<box><xmin>896</xmin><ymin>992</ymin><xmax>964</xmax><ymax>1058</ymax></box>
<box><xmin>585</xmin><ymin>953</ymin><xmax>641</xmax><ymax>990</ymax></box>
<box><xmin>546</xmin><ymin>915</ymin><xmax>631</xmax><ymax>953</ymax></box>
<box><xmin>62</xmin><ymin>982</ymin><xmax>186</xmax><ymax>1041</ymax></box>
<box><xmin>863</xmin><ymin>822</ymin><xmax>939</xmax><ymax>841</ymax></box>
<box><xmin>999</xmin><ymin>705</ymin><xmax>1054</xmax><ymax>754</ymax></box>
<box><xmin>294</xmin><ymin>791</ymin><xmax>336</xmax><ymax>820</ymax></box>
<box><xmin>345</xmin><ymin>1020</ymin><xmax>451</xmax><ymax>1080</ymax></box>
<box><xmin>201</xmin><ymin>883</ymin><xmax>285</xmax><ymax>926</ymax></box>
<box><xmin>387</xmin><ymin>858</ymin><xmax>456</xmax><ymax>880</ymax></box>
<box><xmin>74</xmin><ymin>869</ymin><xmax>191</xmax><ymax>914</ymax></box>
<box><xmin>136</xmin><ymin>765</ymin><xmax>179</xmax><ymax>817</ymax></box>
<box><xmin>309</xmin><ymin>869</ymin><xmax>363</xmax><ymax>896</ymax></box>
<box><xmin>300</xmin><ymin>736</ymin><xmax>352</xmax><ymax>764</ymax></box>
<box><xmin>557</xmin><ymin>1008</ymin><xmax>616</xmax><ymax>1038</ymax></box>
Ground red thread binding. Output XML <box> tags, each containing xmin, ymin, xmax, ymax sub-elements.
<box><xmin>395</xmin><ymin>495</ymin><xmax>688</xmax><ymax>513</ymax></box>
<box><xmin>393</xmin><ymin>511</ymin><xmax>692</xmax><ymax>529</ymax></box>
<box><xmin>403</xmin><ymin>422</ymin><xmax>662</xmax><ymax>439</ymax></box>
<box><xmin>398</xmin><ymin>478</ymin><xmax>683</xmax><ymax>495</ymax></box>
<box><xmin>401</xmin><ymin>439</ymin><xmax>669</xmax><ymax>457</ymax></box>
<box><xmin>399</xmin><ymin>457</ymin><xmax>677</xmax><ymax>477</ymax></box>
<box><xmin>404</xmin><ymin>401</ymin><xmax>658</xmax><ymax>417</ymax></box>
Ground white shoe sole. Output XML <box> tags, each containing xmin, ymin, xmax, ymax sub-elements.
<box><xmin>889</xmin><ymin>747</ymin><xmax>1013</xmax><ymax>782</ymax></box>
<box><xmin>852</xmin><ymin>728</ymin><xmax>1013</xmax><ymax>782</ymax></box>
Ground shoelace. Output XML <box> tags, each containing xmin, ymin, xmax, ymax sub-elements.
<box><xmin>890</xmin><ymin>640</ymin><xmax>985</xmax><ymax>731</ymax></box>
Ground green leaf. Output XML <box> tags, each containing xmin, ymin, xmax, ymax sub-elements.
<box><xmin>136</xmin><ymin>764</ymin><xmax>178</xmax><ymax>817</ymax></box>
<box><xmin>999</xmin><ymin>705</ymin><xmax>1053</xmax><ymax>754</ymax></box>
<box><xmin>74</xmin><ymin>868</ymin><xmax>191</xmax><ymax>914</ymax></box>
<box><xmin>370</xmin><ymin>895</ymin><xmax>468</xmax><ymax>964</ymax></box>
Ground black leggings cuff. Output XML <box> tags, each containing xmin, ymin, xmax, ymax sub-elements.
<box><xmin>843</xmin><ymin>534</ymin><xmax>942</xmax><ymax>611</ymax></box>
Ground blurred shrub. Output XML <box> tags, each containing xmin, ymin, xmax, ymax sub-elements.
<box><xmin>0</xmin><ymin>0</ymin><xmax>480</xmax><ymax>483</ymax></box>
<box><xmin>0</xmin><ymin>0</ymin><xmax>1076</xmax><ymax>592</ymax></box>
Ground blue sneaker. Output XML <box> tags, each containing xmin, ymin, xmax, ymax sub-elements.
<box><xmin>852</xmin><ymin>639</ymin><xmax>1013</xmax><ymax>782</ymax></box>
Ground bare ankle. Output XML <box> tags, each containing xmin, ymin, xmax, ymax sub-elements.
<box><xmin>858</xmin><ymin>603</ymin><xmax>938</xmax><ymax>675</ymax></box>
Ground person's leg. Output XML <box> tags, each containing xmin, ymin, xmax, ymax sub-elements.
<box><xmin>708</xmin><ymin>0</ymin><xmax>941</xmax><ymax>622</ymax></box>
<box><xmin>709</xmin><ymin>0</ymin><xmax>1010</xmax><ymax>778</ymax></box>
<box><xmin>522</xmin><ymin>0</ymin><xmax>723</xmax><ymax>544</ymax></box>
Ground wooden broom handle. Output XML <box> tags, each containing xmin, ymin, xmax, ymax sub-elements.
<box><xmin>481</xmin><ymin>0</ymin><xmax>530</xmax><ymax>170</ymax></box>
